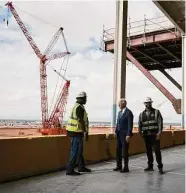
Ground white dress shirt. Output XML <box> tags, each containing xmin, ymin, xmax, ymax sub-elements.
<box><xmin>122</xmin><ymin>107</ymin><xmax>126</xmax><ymax>114</ymax></box>
<box><xmin>120</xmin><ymin>107</ymin><xmax>126</xmax><ymax>116</ymax></box>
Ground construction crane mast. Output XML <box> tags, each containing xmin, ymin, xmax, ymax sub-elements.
<box><xmin>6</xmin><ymin>2</ymin><xmax>70</xmax><ymax>131</ymax></box>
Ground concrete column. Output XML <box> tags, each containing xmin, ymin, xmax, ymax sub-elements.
<box><xmin>182</xmin><ymin>36</ymin><xmax>186</xmax><ymax>129</ymax></box>
<box><xmin>111</xmin><ymin>0</ymin><xmax>128</xmax><ymax>131</ymax></box>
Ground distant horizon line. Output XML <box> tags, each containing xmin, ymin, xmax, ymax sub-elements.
<box><xmin>0</xmin><ymin>118</ymin><xmax>181</xmax><ymax>124</ymax></box>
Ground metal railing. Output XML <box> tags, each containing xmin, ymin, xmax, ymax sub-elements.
<box><xmin>103</xmin><ymin>15</ymin><xmax>177</xmax><ymax>43</ymax></box>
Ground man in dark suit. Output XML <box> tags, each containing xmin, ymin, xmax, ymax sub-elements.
<box><xmin>113</xmin><ymin>98</ymin><xmax>134</xmax><ymax>173</ymax></box>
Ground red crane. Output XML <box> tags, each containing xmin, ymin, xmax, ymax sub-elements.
<box><xmin>6</xmin><ymin>2</ymin><xmax>70</xmax><ymax>133</ymax></box>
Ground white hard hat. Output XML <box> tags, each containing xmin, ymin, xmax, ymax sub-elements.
<box><xmin>144</xmin><ymin>97</ymin><xmax>153</xmax><ymax>103</ymax></box>
<box><xmin>77</xmin><ymin>91</ymin><xmax>87</xmax><ymax>98</ymax></box>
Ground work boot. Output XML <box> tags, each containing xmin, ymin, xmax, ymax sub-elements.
<box><xmin>120</xmin><ymin>167</ymin><xmax>129</xmax><ymax>173</ymax></box>
<box><xmin>159</xmin><ymin>168</ymin><xmax>164</xmax><ymax>175</ymax></box>
<box><xmin>66</xmin><ymin>170</ymin><xmax>80</xmax><ymax>176</ymax></box>
<box><xmin>113</xmin><ymin>167</ymin><xmax>122</xmax><ymax>171</ymax></box>
<box><xmin>78</xmin><ymin>167</ymin><xmax>92</xmax><ymax>173</ymax></box>
<box><xmin>144</xmin><ymin>166</ymin><xmax>154</xmax><ymax>172</ymax></box>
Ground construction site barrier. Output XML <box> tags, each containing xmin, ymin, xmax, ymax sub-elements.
<box><xmin>84</xmin><ymin>134</ymin><xmax>109</xmax><ymax>163</ymax></box>
<box><xmin>0</xmin><ymin>130</ymin><xmax>184</xmax><ymax>183</ymax></box>
<box><xmin>160</xmin><ymin>131</ymin><xmax>174</xmax><ymax>148</ymax></box>
<box><xmin>172</xmin><ymin>130</ymin><xmax>185</xmax><ymax>145</ymax></box>
<box><xmin>106</xmin><ymin>134</ymin><xmax>117</xmax><ymax>158</ymax></box>
<box><xmin>129</xmin><ymin>133</ymin><xmax>146</xmax><ymax>155</ymax></box>
<box><xmin>106</xmin><ymin>133</ymin><xmax>146</xmax><ymax>157</ymax></box>
<box><xmin>0</xmin><ymin>136</ymin><xmax>62</xmax><ymax>183</ymax></box>
<box><xmin>57</xmin><ymin>136</ymin><xmax>71</xmax><ymax>167</ymax></box>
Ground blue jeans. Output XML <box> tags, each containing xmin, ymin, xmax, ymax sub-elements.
<box><xmin>66</xmin><ymin>136</ymin><xmax>85</xmax><ymax>172</ymax></box>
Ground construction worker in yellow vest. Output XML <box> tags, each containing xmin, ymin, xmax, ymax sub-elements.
<box><xmin>66</xmin><ymin>91</ymin><xmax>91</xmax><ymax>175</ymax></box>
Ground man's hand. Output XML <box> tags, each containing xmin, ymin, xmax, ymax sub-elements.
<box><xmin>156</xmin><ymin>132</ymin><xmax>161</xmax><ymax>140</ymax></box>
<box><xmin>126</xmin><ymin>136</ymin><xmax>130</xmax><ymax>143</ymax></box>
<box><xmin>85</xmin><ymin>132</ymin><xmax>89</xmax><ymax>141</ymax></box>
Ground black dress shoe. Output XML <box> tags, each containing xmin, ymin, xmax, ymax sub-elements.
<box><xmin>113</xmin><ymin>167</ymin><xmax>122</xmax><ymax>171</ymax></box>
<box><xmin>144</xmin><ymin>166</ymin><xmax>154</xmax><ymax>171</ymax></box>
<box><xmin>120</xmin><ymin>167</ymin><xmax>129</xmax><ymax>173</ymax></box>
<box><xmin>78</xmin><ymin>167</ymin><xmax>92</xmax><ymax>172</ymax></box>
<box><xmin>159</xmin><ymin>168</ymin><xmax>164</xmax><ymax>175</ymax></box>
<box><xmin>66</xmin><ymin>170</ymin><xmax>80</xmax><ymax>175</ymax></box>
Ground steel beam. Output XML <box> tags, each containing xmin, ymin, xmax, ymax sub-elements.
<box><xmin>131</xmin><ymin>47</ymin><xmax>166</xmax><ymax>68</ymax></box>
<box><xmin>156</xmin><ymin>43</ymin><xmax>181</xmax><ymax>62</ymax></box>
<box><xmin>159</xmin><ymin>69</ymin><xmax>182</xmax><ymax>91</ymax></box>
<box><xmin>126</xmin><ymin>51</ymin><xmax>181</xmax><ymax>114</ymax></box>
<box><xmin>152</xmin><ymin>53</ymin><xmax>169</xmax><ymax>58</ymax></box>
<box><xmin>105</xmin><ymin>30</ymin><xmax>181</xmax><ymax>51</ymax></box>
<box><xmin>130</xmin><ymin>46</ymin><xmax>160</xmax><ymax>53</ymax></box>
<box><xmin>112</xmin><ymin>0</ymin><xmax>128</xmax><ymax>130</ymax></box>
<box><xmin>182</xmin><ymin>36</ymin><xmax>186</xmax><ymax>129</ymax></box>
<box><xmin>145</xmin><ymin>63</ymin><xmax>181</xmax><ymax>71</ymax></box>
<box><xmin>153</xmin><ymin>1</ymin><xmax>185</xmax><ymax>34</ymax></box>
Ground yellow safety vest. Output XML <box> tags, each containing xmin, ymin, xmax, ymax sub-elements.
<box><xmin>66</xmin><ymin>103</ymin><xmax>89</xmax><ymax>133</ymax></box>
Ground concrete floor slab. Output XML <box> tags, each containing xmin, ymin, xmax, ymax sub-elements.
<box><xmin>0</xmin><ymin>146</ymin><xmax>185</xmax><ymax>193</ymax></box>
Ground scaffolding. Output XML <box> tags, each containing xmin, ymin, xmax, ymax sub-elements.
<box><xmin>103</xmin><ymin>15</ymin><xmax>178</xmax><ymax>45</ymax></box>
<box><xmin>103</xmin><ymin>15</ymin><xmax>182</xmax><ymax>115</ymax></box>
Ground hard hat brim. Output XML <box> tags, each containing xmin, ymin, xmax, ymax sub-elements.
<box><xmin>76</xmin><ymin>96</ymin><xmax>86</xmax><ymax>98</ymax></box>
<box><xmin>144</xmin><ymin>101</ymin><xmax>153</xmax><ymax>103</ymax></box>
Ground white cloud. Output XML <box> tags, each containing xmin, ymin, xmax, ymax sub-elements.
<box><xmin>0</xmin><ymin>0</ymin><xmax>182</xmax><ymax>123</ymax></box>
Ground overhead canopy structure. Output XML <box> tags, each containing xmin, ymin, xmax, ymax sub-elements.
<box><xmin>105</xmin><ymin>28</ymin><xmax>182</xmax><ymax>71</ymax></box>
<box><xmin>104</xmin><ymin>0</ymin><xmax>186</xmax><ymax>128</ymax></box>
<box><xmin>153</xmin><ymin>0</ymin><xmax>185</xmax><ymax>34</ymax></box>
<box><xmin>152</xmin><ymin>0</ymin><xmax>185</xmax><ymax>128</ymax></box>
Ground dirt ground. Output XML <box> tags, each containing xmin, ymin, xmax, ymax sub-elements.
<box><xmin>0</xmin><ymin>127</ymin><xmax>112</xmax><ymax>138</ymax></box>
<box><xmin>0</xmin><ymin>126</ymin><xmax>181</xmax><ymax>138</ymax></box>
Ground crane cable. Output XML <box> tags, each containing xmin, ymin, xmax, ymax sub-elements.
<box><xmin>14</xmin><ymin>4</ymin><xmax>59</xmax><ymax>29</ymax></box>
<box><xmin>48</xmin><ymin>55</ymin><xmax>69</xmax><ymax>116</ymax></box>
<box><xmin>155</xmin><ymin>100</ymin><xmax>168</xmax><ymax>108</ymax></box>
<box><xmin>55</xmin><ymin>54</ymin><xmax>69</xmax><ymax>105</ymax></box>
<box><xmin>50</xmin><ymin>55</ymin><xmax>68</xmax><ymax>110</ymax></box>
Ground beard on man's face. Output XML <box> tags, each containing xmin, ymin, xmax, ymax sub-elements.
<box><xmin>145</xmin><ymin>103</ymin><xmax>152</xmax><ymax>109</ymax></box>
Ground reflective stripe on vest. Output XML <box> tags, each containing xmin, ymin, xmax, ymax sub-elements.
<box><xmin>66</xmin><ymin>103</ymin><xmax>88</xmax><ymax>132</ymax></box>
<box><xmin>142</xmin><ymin>120</ymin><xmax>158</xmax><ymax>125</ymax></box>
<box><xmin>141</xmin><ymin>109</ymin><xmax>159</xmax><ymax>131</ymax></box>
<box><xmin>142</xmin><ymin>126</ymin><xmax>159</xmax><ymax>130</ymax></box>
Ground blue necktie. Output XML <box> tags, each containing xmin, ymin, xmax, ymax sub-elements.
<box><xmin>119</xmin><ymin>111</ymin><xmax>122</xmax><ymax>119</ymax></box>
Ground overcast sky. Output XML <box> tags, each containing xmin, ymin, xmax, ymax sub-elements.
<box><xmin>0</xmin><ymin>0</ymin><xmax>182</xmax><ymax>123</ymax></box>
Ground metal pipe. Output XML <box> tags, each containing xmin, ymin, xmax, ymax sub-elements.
<box><xmin>118</xmin><ymin>1</ymin><xmax>128</xmax><ymax>100</ymax></box>
<box><xmin>112</xmin><ymin>0</ymin><xmax>119</xmax><ymax>130</ymax></box>
<box><xmin>182</xmin><ymin>35</ymin><xmax>185</xmax><ymax>129</ymax></box>
<box><xmin>111</xmin><ymin>0</ymin><xmax>128</xmax><ymax>132</ymax></box>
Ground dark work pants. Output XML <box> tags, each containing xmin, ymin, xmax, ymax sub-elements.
<box><xmin>143</xmin><ymin>135</ymin><xmax>163</xmax><ymax>169</ymax></box>
<box><xmin>66</xmin><ymin>136</ymin><xmax>85</xmax><ymax>172</ymax></box>
<box><xmin>116</xmin><ymin>132</ymin><xmax>129</xmax><ymax>168</ymax></box>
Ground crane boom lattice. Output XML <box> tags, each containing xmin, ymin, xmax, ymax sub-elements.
<box><xmin>6</xmin><ymin>2</ymin><xmax>71</xmax><ymax>132</ymax></box>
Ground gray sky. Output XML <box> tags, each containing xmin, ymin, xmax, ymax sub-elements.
<box><xmin>0</xmin><ymin>0</ymin><xmax>182</xmax><ymax>123</ymax></box>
